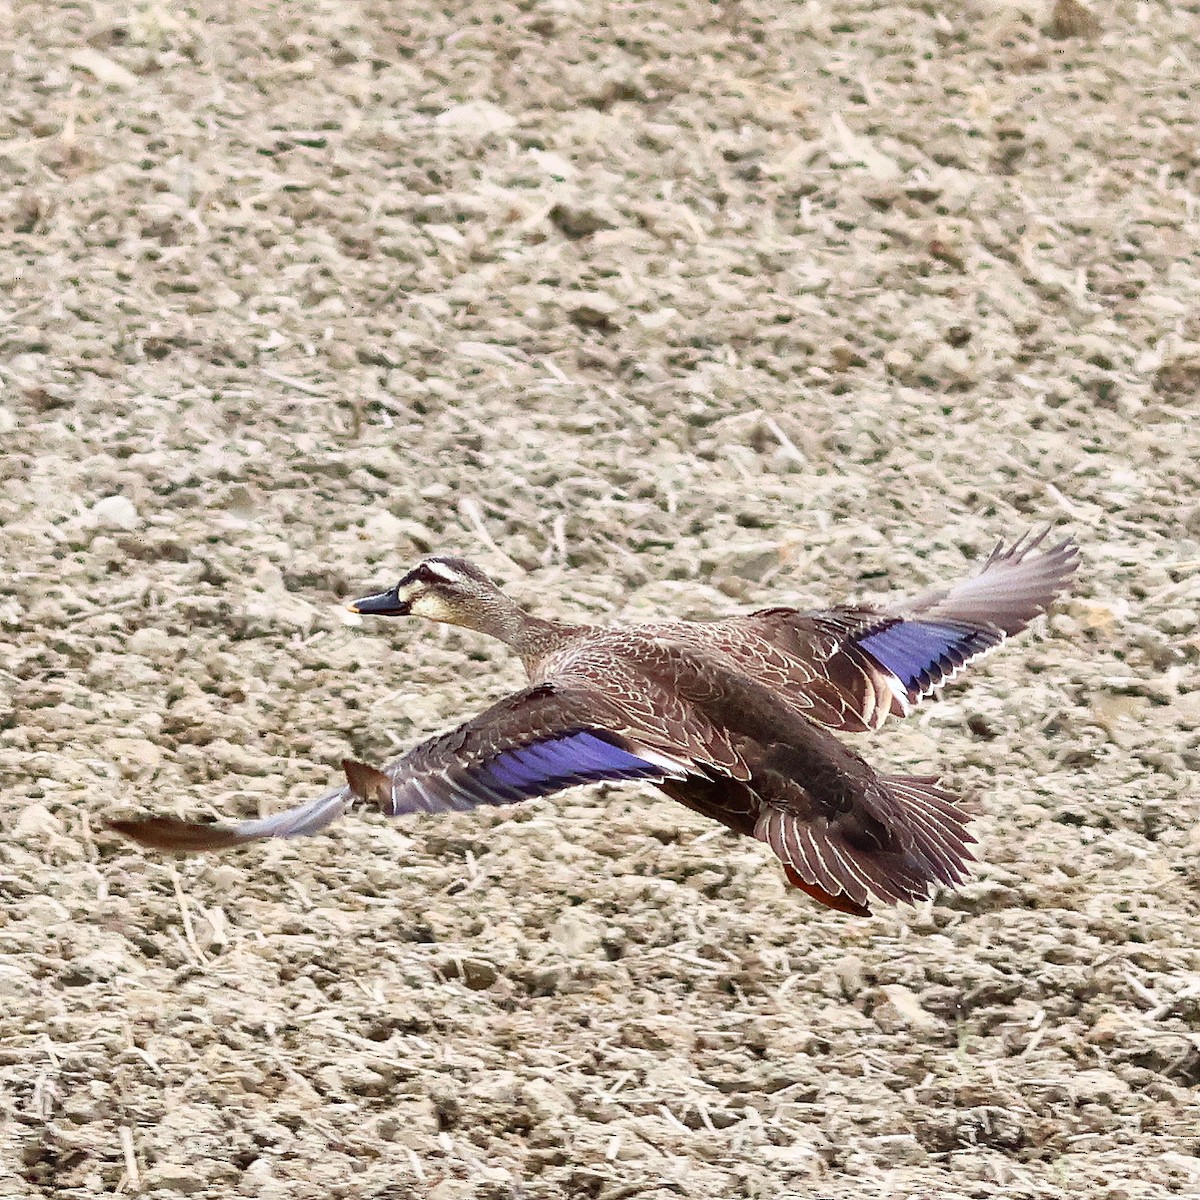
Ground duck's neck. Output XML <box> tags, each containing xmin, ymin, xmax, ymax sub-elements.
<box><xmin>451</xmin><ymin>594</ymin><xmax>576</xmax><ymax>670</ymax></box>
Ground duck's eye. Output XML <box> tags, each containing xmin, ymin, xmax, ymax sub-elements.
<box><xmin>398</xmin><ymin>561</ymin><xmax>460</xmax><ymax>589</ymax></box>
<box><xmin>402</xmin><ymin>563</ymin><xmax>446</xmax><ymax>587</ymax></box>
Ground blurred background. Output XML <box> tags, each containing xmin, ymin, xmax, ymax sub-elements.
<box><xmin>2</xmin><ymin>2</ymin><xmax>1197</xmax><ymax>1198</ymax></box>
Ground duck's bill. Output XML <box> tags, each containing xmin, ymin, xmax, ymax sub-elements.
<box><xmin>346</xmin><ymin>587</ymin><xmax>410</xmax><ymax>616</ymax></box>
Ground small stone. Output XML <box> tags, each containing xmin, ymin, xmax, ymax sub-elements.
<box><xmin>527</xmin><ymin>149</ymin><xmax>576</xmax><ymax>180</ymax></box>
<box><xmin>519</xmin><ymin>1078</ymin><xmax>574</xmax><ymax>1123</ymax></box>
<box><xmin>455</xmin><ymin>341</ymin><xmax>520</xmax><ymax>365</ymax></box>
<box><xmin>0</xmin><ymin>963</ymin><xmax>38</xmax><ymax>998</ymax></box>
<box><xmin>1067</xmin><ymin>598</ymin><xmax>1121</xmax><ymax>635</ymax></box>
<box><xmin>242</xmin><ymin>567</ymin><xmax>317</xmax><ymax>632</ymax></box>
<box><xmin>104</xmin><ymin>736</ymin><xmax>163</xmax><ymax>778</ymax></box>
<box><xmin>837</xmin><ymin>955</ymin><xmax>867</xmax><ymax>999</ymax></box>
<box><xmin>128</xmin><ymin>627</ymin><xmax>172</xmax><ymax>658</ymax></box>
<box><xmin>206</xmin><ymin>739</ymin><xmax>273</xmax><ymax>777</ymax></box>
<box><xmin>702</xmin><ymin>541</ymin><xmax>782</xmax><ymax>583</ymax></box>
<box><xmin>62</xmin><ymin>1089</ymin><xmax>103</xmax><ymax>1122</ymax></box>
<box><xmin>1072</xmin><ymin>1069</ymin><xmax>1131</xmax><ymax>1107</ymax></box>
<box><xmin>89</xmin><ymin>535</ymin><xmax>120</xmax><ymax>562</ymax></box>
<box><xmin>945</xmin><ymin>879</ymin><xmax>1021</xmax><ymax>913</ymax></box>
<box><xmin>363</xmin><ymin>510</ymin><xmax>411</xmax><ymax>547</ymax></box>
<box><xmin>434</xmin><ymin>101</ymin><xmax>516</xmax><ymax>137</ymax></box>
<box><xmin>223</xmin><ymin>484</ymin><xmax>257</xmax><ymax>521</ymax></box>
<box><xmin>1157</xmin><ymin>607</ymin><xmax>1197</xmax><ymax>636</ymax></box>
<box><xmin>0</xmin><ymin>405</ymin><xmax>16</xmax><ymax>434</ymax></box>
<box><xmin>549</xmin><ymin>201</ymin><xmax>616</xmax><ymax>238</ymax></box>
<box><xmin>715</xmin><ymin>575</ymin><xmax>751</xmax><ymax>600</ymax></box>
<box><xmin>549</xmin><ymin>909</ymin><xmax>604</xmax><ymax>956</ymax></box>
<box><xmin>1087</xmin><ymin>1011</ymin><xmax>1126</xmax><ymax>1045</ymax></box>
<box><xmin>70</xmin><ymin>47</ymin><xmax>139</xmax><ymax>88</ymax></box>
<box><xmin>635</xmin><ymin>308</ymin><xmax>678</xmax><ymax>331</ymax></box>
<box><xmin>57</xmin><ymin>948</ymin><xmax>131</xmax><ymax>986</ymax></box>
<box><xmin>141</xmin><ymin>1164</ymin><xmax>207</xmax><ymax>1194</ymax></box>
<box><xmin>427</xmin><ymin>1181</ymin><xmax>474</xmax><ymax>1200</ymax></box>
<box><xmin>921</xmin><ymin>343</ymin><xmax>975</xmax><ymax>383</ymax></box>
<box><xmin>1152</xmin><ymin>354</ymin><xmax>1200</xmax><ymax>395</ymax></box>
<box><xmin>873</xmin><ymin>984</ymin><xmax>944</xmax><ymax>1034</ymax></box>
<box><xmin>88</xmin><ymin>495</ymin><xmax>142</xmax><ymax>531</ymax></box>
<box><xmin>439</xmin><ymin>956</ymin><xmax>499</xmax><ymax>990</ymax></box>
<box><xmin>15</xmin><ymin>802</ymin><xmax>62</xmax><ymax>839</ymax></box>
<box><xmin>564</xmin><ymin>291</ymin><xmax>619</xmax><ymax>327</ymax></box>
<box><xmin>1049</xmin><ymin>0</ymin><xmax>1101</xmax><ymax>39</ymax></box>
<box><xmin>858</xmin><ymin>1133</ymin><xmax>928</xmax><ymax>1166</ymax></box>
<box><xmin>324</xmin><ymin>341</ymin><xmax>358</xmax><ymax>369</ymax></box>
<box><xmin>762</xmin><ymin>1144</ymin><xmax>822</xmax><ymax>1167</ymax></box>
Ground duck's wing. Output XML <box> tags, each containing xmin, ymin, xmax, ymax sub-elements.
<box><xmin>712</xmin><ymin>530</ymin><xmax>1079</xmax><ymax>732</ymax></box>
<box><xmin>366</xmin><ymin>682</ymin><xmax>696</xmax><ymax>817</ymax></box>
<box><xmin>106</xmin><ymin>787</ymin><xmax>354</xmax><ymax>853</ymax></box>
<box><xmin>107</xmin><ymin>682</ymin><xmax>700</xmax><ymax>853</ymax></box>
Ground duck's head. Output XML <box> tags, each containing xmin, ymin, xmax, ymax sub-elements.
<box><xmin>348</xmin><ymin>556</ymin><xmax>509</xmax><ymax>630</ymax></box>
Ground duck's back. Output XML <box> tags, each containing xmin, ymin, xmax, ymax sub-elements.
<box><xmin>532</xmin><ymin>615</ymin><xmax>857</xmax><ymax>732</ymax></box>
<box><xmin>534</xmin><ymin>622</ymin><xmax>973</xmax><ymax>915</ymax></box>
<box><xmin>533</xmin><ymin>622</ymin><xmax>880</xmax><ymax>794</ymax></box>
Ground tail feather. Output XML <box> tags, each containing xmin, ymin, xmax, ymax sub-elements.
<box><xmin>759</xmin><ymin>774</ymin><xmax>976</xmax><ymax>915</ymax></box>
<box><xmin>883</xmin><ymin>774</ymin><xmax>976</xmax><ymax>887</ymax></box>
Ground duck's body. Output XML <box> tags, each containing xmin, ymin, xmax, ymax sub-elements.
<box><xmin>111</xmin><ymin>531</ymin><xmax>1078</xmax><ymax>916</ymax></box>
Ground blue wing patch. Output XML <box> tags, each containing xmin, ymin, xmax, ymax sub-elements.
<box><xmin>475</xmin><ymin>731</ymin><xmax>668</xmax><ymax>802</ymax></box>
<box><xmin>856</xmin><ymin>619</ymin><xmax>1001</xmax><ymax>697</ymax></box>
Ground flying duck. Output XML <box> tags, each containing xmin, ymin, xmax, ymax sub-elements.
<box><xmin>110</xmin><ymin>530</ymin><xmax>1078</xmax><ymax>916</ymax></box>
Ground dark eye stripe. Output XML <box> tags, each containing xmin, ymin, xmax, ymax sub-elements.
<box><xmin>398</xmin><ymin>564</ymin><xmax>435</xmax><ymax>588</ymax></box>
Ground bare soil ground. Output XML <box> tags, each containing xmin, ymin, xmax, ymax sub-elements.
<box><xmin>2</xmin><ymin>2</ymin><xmax>1198</xmax><ymax>1197</ymax></box>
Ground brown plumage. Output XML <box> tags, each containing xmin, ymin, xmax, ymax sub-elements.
<box><xmin>109</xmin><ymin>530</ymin><xmax>1079</xmax><ymax>915</ymax></box>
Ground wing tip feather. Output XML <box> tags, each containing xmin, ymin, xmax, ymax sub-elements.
<box><xmin>105</xmin><ymin>815</ymin><xmax>246</xmax><ymax>853</ymax></box>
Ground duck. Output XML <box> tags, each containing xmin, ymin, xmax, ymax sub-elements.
<box><xmin>110</xmin><ymin>529</ymin><xmax>1079</xmax><ymax>916</ymax></box>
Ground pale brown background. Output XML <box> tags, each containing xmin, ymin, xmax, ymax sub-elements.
<box><xmin>2</xmin><ymin>2</ymin><xmax>1198</xmax><ymax>1198</ymax></box>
